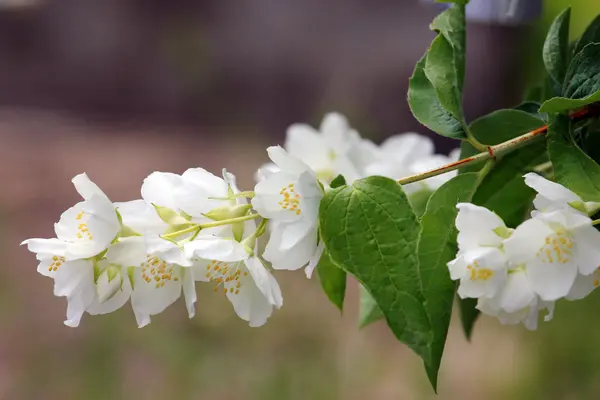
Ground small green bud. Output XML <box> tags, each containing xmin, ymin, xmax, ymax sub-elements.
<box><xmin>106</xmin><ymin>265</ymin><xmax>120</xmax><ymax>282</ymax></box>
<box><xmin>153</xmin><ymin>204</ymin><xmax>193</xmax><ymax>227</ymax></box>
<box><xmin>493</xmin><ymin>226</ymin><xmax>513</xmax><ymax>239</ymax></box>
<box><xmin>203</xmin><ymin>204</ymin><xmax>252</xmax><ymax>221</ymax></box>
<box><xmin>568</xmin><ymin>201</ymin><xmax>587</xmax><ymax>214</ymax></box>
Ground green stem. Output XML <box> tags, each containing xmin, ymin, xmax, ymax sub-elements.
<box><xmin>208</xmin><ymin>191</ymin><xmax>255</xmax><ymax>201</ymax></box>
<box><xmin>465</xmin><ymin>129</ymin><xmax>488</xmax><ymax>153</ymax></box>
<box><xmin>532</xmin><ymin>161</ymin><xmax>553</xmax><ymax>174</ymax></box>
<box><xmin>162</xmin><ymin>225</ymin><xmax>200</xmax><ymax>240</ymax></box>
<box><xmin>162</xmin><ymin>214</ymin><xmax>262</xmax><ymax>240</ymax></box>
<box><xmin>592</xmin><ymin>219</ymin><xmax>600</xmax><ymax>226</ymax></box>
<box><xmin>475</xmin><ymin>159</ymin><xmax>495</xmax><ymax>187</ymax></box>
<box><xmin>198</xmin><ymin>213</ymin><xmax>261</xmax><ymax>229</ymax></box>
<box><xmin>398</xmin><ymin>124</ymin><xmax>548</xmax><ymax>186</ymax></box>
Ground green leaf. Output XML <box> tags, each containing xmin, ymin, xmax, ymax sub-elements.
<box><xmin>317</xmin><ymin>250</ymin><xmax>347</xmax><ymax>312</ymax></box>
<box><xmin>573</xmin><ymin>15</ymin><xmax>600</xmax><ymax>56</ymax></box>
<box><xmin>424</xmin><ymin>35</ymin><xmax>463</xmax><ymax>121</ymax></box>
<box><xmin>540</xmin><ymin>43</ymin><xmax>600</xmax><ymax>113</ymax></box>
<box><xmin>359</xmin><ymin>188</ymin><xmax>444</xmax><ymax>325</ymax></box>
<box><xmin>514</xmin><ymin>101</ymin><xmax>546</xmax><ymax>121</ymax></box>
<box><xmin>548</xmin><ymin>114</ymin><xmax>600</xmax><ymax>202</ymax></box>
<box><xmin>409</xmin><ymin>189</ymin><xmax>433</xmax><ymax>218</ymax></box>
<box><xmin>358</xmin><ymin>284</ymin><xmax>383</xmax><ymax>328</ymax></box>
<box><xmin>424</xmin><ymin>4</ymin><xmax>467</xmax><ymax>123</ymax></box>
<box><xmin>418</xmin><ymin>173</ymin><xmax>478</xmax><ymax>389</ymax></box>
<box><xmin>470</xmin><ymin>109</ymin><xmax>546</xmax><ymax>144</ymax></box>
<box><xmin>468</xmin><ymin>109</ymin><xmax>547</xmax><ymax>227</ymax></box>
<box><xmin>319</xmin><ymin>177</ymin><xmax>433</xmax><ymax>383</ymax></box>
<box><xmin>430</xmin><ymin>4</ymin><xmax>466</xmax><ymax>89</ymax></box>
<box><xmin>330</xmin><ymin>174</ymin><xmax>346</xmax><ymax>189</ymax></box>
<box><xmin>543</xmin><ymin>7</ymin><xmax>571</xmax><ymax>87</ymax></box>
<box><xmin>408</xmin><ymin>56</ymin><xmax>466</xmax><ymax>139</ymax></box>
<box><xmin>458</xmin><ymin>298</ymin><xmax>479</xmax><ymax>340</ymax></box>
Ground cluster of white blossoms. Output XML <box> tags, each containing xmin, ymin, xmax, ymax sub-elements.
<box><xmin>22</xmin><ymin>112</ymin><xmax>456</xmax><ymax>328</ymax></box>
<box><xmin>449</xmin><ymin>173</ymin><xmax>600</xmax><ymax>330</ymax></box>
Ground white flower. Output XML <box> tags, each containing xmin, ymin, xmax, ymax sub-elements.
<box><xmin>448</xmin><ymin>203</ymin><xmax>511</xmax><ymax>299</ymax></box>
<box><xmin>113</xmin><ymin>201</ymin><xmax>198</xmax><ymax>327</ymax></box>
<box><xmin>142</xmin><ymin>168</ymin><xmax>251</xmax><ymax>225</ymax></box>
<box><xmin>477</xmin><ymin>268</ymin><xmax>554</xmax><ymax>331</ymax></box>
<box><xmin>282</xmin><ymin>112</ymin><xmax>367</xmax><ymax>182</ymax></box>
<box><xmin>186</xmin><ymin>235</ymin><xmax>282</xmax><ymax>327</ymax></box>
<box><xmin>23</xmin><ymin>173</ymin><xmax>120</xmax><ymax>260</ymax></box>
<box><xmin>566</xmin><ymin>268</ymin><xmax>600</xmax><ymax>301</ymax></box>
<box><xmin>363</xmin><ymin>133</ymin><xmax>460</xmax><ymax>193</ymax></box>
<box><xmin>504</xmin><ymin>209</ymin><xmax>600</xmax><ymax>301</ymax></box>
<box><xmin>29</xmin><ymin>241</ymin><xmax>134</xmax><ymax>327</ymax></box>
<box><xmin>252</xmin><ymin>146</ymin><xmax>324</xmax><ymax>276</ymax></box>
<box><xmin>524</xmin><ymin>172</ymin><xmax>600</xmax><ymax>216</ymax></box>
<box><xmin>22</xmin><ymin>174</ymin><xmax>127</xmax><ymax>326</ymax></box>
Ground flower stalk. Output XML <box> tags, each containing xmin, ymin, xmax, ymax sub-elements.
<box><xmin>398</xmin><ymin>106</ymin><xmax>595</xmax><ymax>186</ymax></box>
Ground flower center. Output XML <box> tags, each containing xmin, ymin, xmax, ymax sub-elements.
<box><xmin>48</xmin><ymin>255</ymin><xmax>65</xmax><ymax>272</ymax></box>
<box><xmin>75</xmin><ymin>211</ymin><xmax>93</xmax><ymax>241</ymax></box>
<box><xmin>278</xmin><ymin>183</ymin><xmax>301</xmax><ymax>215</ymax></box>
<box><xmin>141</xmin><ymin>255</ymin><xmax>179</xmax><ymax>288</ymax></box>
<box><xmin>536</xmin><ymin>232</ymin><xmax>573</xmax><ymax>264</ymax></box>
<box><xmin>466</xmin><ymin>260</ymin><xmax>494</xmax><ymax>281</ymax></box>
<box><xmin>205</xmin><ymin>260</ymin><xmax>248</xmax><ymax>295</ymax></box>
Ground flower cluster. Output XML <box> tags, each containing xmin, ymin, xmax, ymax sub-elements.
<box><xmin>22</xmin><ymin>112</ymin><xmax>455</xmax><ymax>328</ymax></box>
<box><xmin>449</xmin><ymin>173</ymin><xmax>600</xmax><ymax>330</ymax></box>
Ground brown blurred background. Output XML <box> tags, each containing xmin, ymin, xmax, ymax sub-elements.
<box><xmin>5</xmin><ymin>0</ymin><xmax>600</xmax><ymax>399</ymax></box>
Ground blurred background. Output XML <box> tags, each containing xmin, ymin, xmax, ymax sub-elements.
<box><xmin>5</xmin><ymin>0</ymin><xmax>600</xmax><ymax>398</ymax></box>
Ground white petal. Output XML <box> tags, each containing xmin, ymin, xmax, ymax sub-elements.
<box><xmin>448</xmin><ymin>148</ymin><xmax>461</xmax><ymax>162</ymax></box>
<box><xmin>320</xmin><ymin>112</ymin><xmax>351</xmax><ymax>148</ymax></box>
<box><xmin>572</xmin><ymin>225</ymin><xmax>600</xmax><ymax>274</ymax></box>
<box><xmin>176</xmin><ymin>168</ymin><xmax>229</xmax><ymax>215</ymax></box>
<box><xmin>524</xmin><ymin>173</ymin><xmax>581</xmax><ymax>212</ymax></box>
<box><xmin>141</xmin><ymin>172</ymin><xmax>183</xmax><ymax>209</ymax></box>
<box><xmin>252</xmin><ymin>171</ymin><xmax>303</xmax><ymax>221</ymax></box>
<box><xmin>264</xmin><ymin>223</ymin><xmax>318</xmax><ymax>271</ymax></box>
<box><xmin>267</xmin><ymin>146</ymin><xmax>312</xmax><ymax>176</ymax></box>
<box><xmin>525</xmin><ymin>257</ymin><xmax>578</xmax><ymax>301</ymax></box>
<box><xmin>412</xmin><ymin>154</ymin><xmax>456</xmax><ymax>191</ymax></box>
<box><xmin>226</xmin><ymin>266</ymin><xmax>274</xmax><ymax>327</ymax></box>
<box><xmin>53</xmin><ymin>259</ymin><xmax>94</xmax><ymax>298</ymax></box>
<box><xmin>448</xmin><ymin>256</ymin><xmax>467</xmax><ymax>281</ymax></box>
<box><xmin>63</xmin><ymin>287</ymin><xmax>96</xmax><ymax>327</ymax></box>
<box><xmin>504</xmin><ymin>218</ymin><xmax>553</xmax><ymax>264</ymax></box>
<box><xmin>244</xmin><ymin>256</ymin><xmax>283</xmax><ymax>307</ymax></box>
<box><xmin>456</xmin><ymin>247</ymin><xmax>508</xmax><ymax>299</ymax></box>
<box><xmin>115</xmin><ymin>200</ymin><xmax>166</xmax><ymax>234</ymax></box>
<box><xmin>566</xmin><ymin>272</ymin><xmax>599</xmax><ymax>301</ymax></box>
<box><xmin>106</xmin><ymin>237</ymin><xmax>148</xmax><ymax>267</ymax></box>
<box><xmin>22</xmin><ymin>238</ymin><xmax>67</xmax><ymax>256</ymax></box>
<box><xmin>285</xmin><ymin>124</ymin><xmax>330</xmax><ymax>172</ymax></box>
<box><xmin>88</xmin><ymin>271</ymin><xmax>132</xmax><ymax>315</ymax></box>
<box><xmin>72</xmin><ymin>173</ymin><xmax>109</xmax><ymax>202</ymax></box>
<box><xmin>536</xmin><ymin>208</ymin><xmax>592</xmax><ymax>231</ymax></box>
<box><xmin>181</xmin><ymin>267</ymin><xmax>197</xmax><ymax>318</ymax></box>
<box><xmin>130</xmin><ymin>267</ymin><xmax>182</xmax><ymax>328</ymax></box>
<box><xmin>496</xmin><ymin>270</ymin><xmax>535</xmax><ymax>313</ymax></box>
<box><xmin>455</xmin><ymin>203</ymin><xmax>505</xmax><ymax>248</ymax></box>
<box><xmin>380</xmin><ymin>133</ymin><xmax>434</xmax><ymax>166</ymax></box>
<box><xmin>184</xmin><ymin>236</ymin><xmax>248</xmax><ymax>262</ymax></box>
<box><xmin>145</xmin><ymin>236</ymin><xmax>191</xmax><ymax>267</ymax></box>
<box><xmin>305</xmin><ymin>241</ymin><xmax>325</xmax><ymax>278</ymax></box>
<box><xmin>255</xmin><ymin>163</ymin><xmax>280</xmax><ymax>182</ymax></box>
